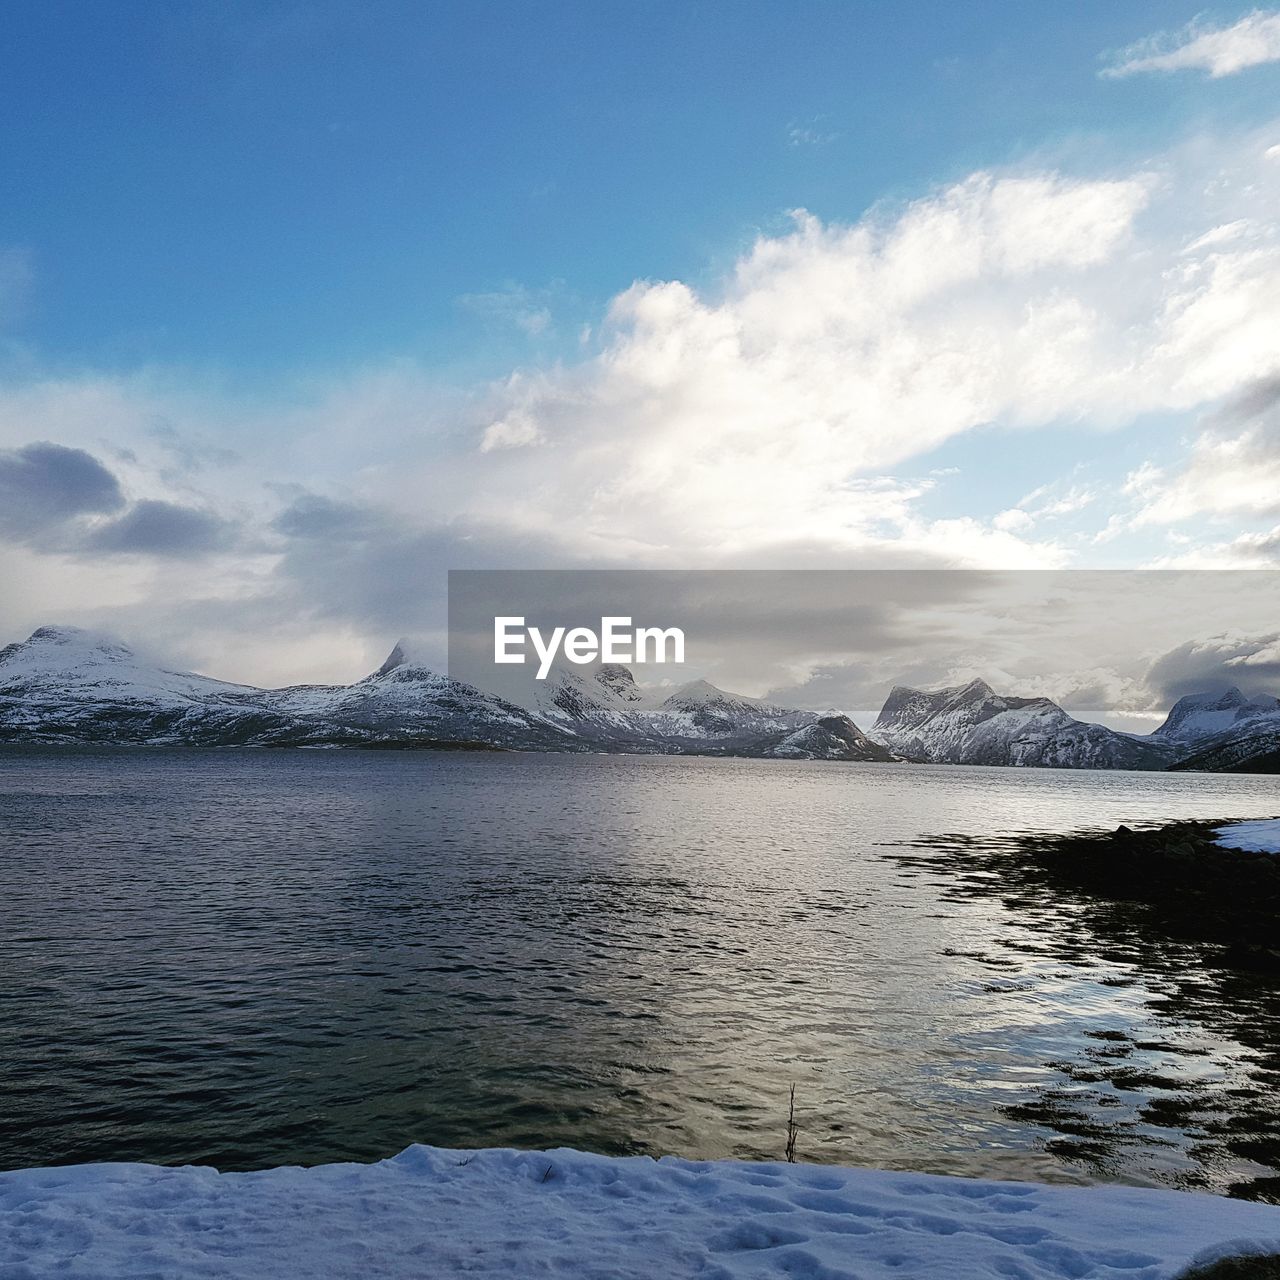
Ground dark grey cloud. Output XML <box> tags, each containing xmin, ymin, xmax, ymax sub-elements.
<box><xmin>273</xmin><ymin>494</ymin><xmax>387</xmax><ymax>541</ymax></box>
<box><xmin>0</xmin><ymin>442</ymin><xmax>124</xmax><ymax>538</ymax></box>
<box><xmin>269</xmin><ymin>496</ymin><xmax>447</xmax><ymax>630</ymax></box>
<box><xmin>89</xmin><ymin>500</ymin><xmax>234</xmax><ymax>557</ymax></box>
<box><xmin>1215</xmin><ymin>374</ymin><xmax>1280</xmax><ymax>426</ymax></box>
<box><xmin>1241</xmin><ymin>529</ymin><xmax>1280</xmax><ymax>560</ymax></box>
<box><xmin>1145</xmin><ymin>633</ymin><xmax>1280</xmax><ymax>703</ymax></box>
<box><xmin>0</xmin><ymin>440</ymin><xmax>239</xmax><ymax>561</ymax></box>
<box><xmin>278</xmin><ymin>522</ymin><xmax>552</xmax><ymax>634</ymax></box>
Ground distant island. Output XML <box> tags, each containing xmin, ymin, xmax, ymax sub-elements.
<box><xmin>1</xmin><ymin>625</ymin><xmax>1278</xmax><ymax>772</ymax></box>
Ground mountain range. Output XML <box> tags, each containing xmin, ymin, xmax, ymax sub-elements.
<box><xmin>872</xmin><ymin>678</ymin><xmax>1279</xmax><ymax>773</ymax></box>
<box><xmin>0</xmin><ymin>626</ymin><xmax>892</xmax><ymax>761</ymax></box>
<box><xmin>1</xmin><ymin>625</ymin><xmax>1277</xmax><ymax>772</ymax></box>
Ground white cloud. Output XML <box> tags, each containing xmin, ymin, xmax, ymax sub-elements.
<box><xmin>993</xmin><ymin>508</ymin><xmax>1035</xmax><ymax>533</ymax></box>
<box><xmin>433</xmin><ymin>171</ymin><xmax>1155</xmax><ymax>562</ymax></box>
<box><xmin>1127</xmin><ymin>429</ymin><xmax>1280</xmax><ymax>526</ymax></box>
<box><xmin>1103</xmin><ymin>9</ymin><xmax>1280</xmax><ymax>78</ymax></box>
<box><xmin>480</xmin><ymin>411</ymin><xmax>544</xmax><ymax>452</ymax></box>
<box><xmin>6</xmin><ymin>124</ymin><xmax>1280</xmax><ymax>676</ymax></box>
<box><xmin>423</xmin><ymin>132</ymin><xmax>1280</xmax><ymax>565</ymax></box>
<box><xmin>1182</xmin><ymin>219</ymin><xmax>1253</xmax><ymax>253</ymax></box>
<box><xmin>1125</xmin><ymin>362</ymin><xmax>1280</xmax><ymax>528</ymax></box>
<box><xmin>1229</xmin><ymin>634</ymin><xmax>1280</xmax><ymax>662</ymax></box>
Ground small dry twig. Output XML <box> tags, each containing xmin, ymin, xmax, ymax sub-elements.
<box><xmin>785</xmin><ymin>1083</ymin><xmax>799</xmax><ymax>1163</ymax></box>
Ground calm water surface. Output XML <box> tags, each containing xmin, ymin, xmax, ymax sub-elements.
<box><xmin>1</xmin><ymin>748</ymin><xmax>1277</xmax><ymax>1196</ymax></box>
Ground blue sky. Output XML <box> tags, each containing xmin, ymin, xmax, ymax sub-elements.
<box><xmin>1</xmin><ymin>2</ymin><xmax>1280</xmax><ymax>690</ymax></box>
<box><xmin>3</xmin><ymin>0</ymin><xmax>1272</xmax><ymax>379</ymax></box>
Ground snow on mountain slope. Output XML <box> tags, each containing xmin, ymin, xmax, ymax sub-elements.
<box><xmin>595</xmin><ymin>663</ymin><xmax>646</xmax><ymax>703</ymax></box>
<box><xmin>1154</xmin><ymin>687</ymin><xmax>1280</xmax><ymax>773</ymax></box>
<box><xmin>0</xmin><ymin>628</ymin><xmax>570</xmax><ymax>749</ymax></box>
<box><xmin>1170</xmin><ymin>728</ymin><xmax>1280</xmax><ymax>773</ymax></box>
<box><xmin>0</xmin><ymin>626</ymin><xmax>292</xmax><ymax>745</ymax></box>
<box><xmin>643</xmin><ymin>679</ymin><xmax>815</xmax><ymax>746</ymax></box>
<box><xmin>265</xmin><ymin>642</ymin><xmax>577</xmax><ymax>749</ymax></box>
<box><xmin>0</xmin><ymin>625</ymin><xmax>259</xmax><ymax>706</ymax></box>
<box><xmin>0</xmin><ymin>626</ymin><xmax>835</xmax><ymax>754</ymax></box>
<box><xmin>502</xmin><ymin>663</ymin><xmax>658</xmax><ymax>746</ymax></box>
<box><xmin>1152</xmin><ymin>687</ymin><xmax>1280</xmax><ymax>745</ymax></box>
<box><xmin>498</xmin><ymin>665</ymin><xmax>825</xmax><ymax>752</ymax></box>
<box><xmin>874</xmin><ymin>679</ymin><xmax>1022</xmax><ymax>761</ymax></box>
<box><xmin>768</xmin><ymin>714</ymin><xmax>896</xmax><ymax>762</ymax></box>
<box><xmin>6</xmin><ymin>625</ymin><xmax>1274</xmax><ymax>770</ymax></box>
<box><xmin>871</xmin><ymin>678</ymin><xmax>1177</xmax><ymax>771</ymax></box>
<box><xmin>0</xmin><ymin>628</ymin><xmax>834</xmax><ymax>756</ymax></box>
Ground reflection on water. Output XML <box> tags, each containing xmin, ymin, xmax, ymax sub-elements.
<box><xmin>891</xmin><ymin>831</ymin><xmax>1280</xmax><ymax>1200</ymax></box>
<box><xmin>0</xmin><ymin>746</ymin><xmax>1276</xmax><ymax>1198</ymax></box>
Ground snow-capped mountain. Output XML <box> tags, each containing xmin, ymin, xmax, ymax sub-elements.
<box><xmin>0</xmin><ymin>626</ymin><xmax>871</xmax><ymax>760</ymax></box>
<box><xmin>263</xmin><ymin>642</ymin><xmax>577</xmax><ymax>750</ymax></box>
<box><xmin>594</xmin><ymin>663</ymin><xmax>646</xmax><ymax>704</ymax></box>
<box><xmin>0</xmin><ymin>627</ymin><xmax>573</xmax><ymax>750</ymax></box>
<box><xmin>870</xmin><ymin>678</ymin><xmax>1177</xmax><ymax>770</ymax></box>
<box><xmin>1152</xmin><ymin>686</ymin><xmax>1280</xmax><ymax>773</ymax></box>
<box><xmin>5</xmin><ymin>626</ymin><xmax>1275</xmax><ymax>770</ymax></box>
<box><xmin>495</xmin><ymin>663</ymin><xmax>854</xmax><ymax>754</ymax></box>
<box><xmin>639</xmin><ymin>679</ymin><xmax>815</xmax><ymax>749</ymax></box>
<box><xmin>768</xmin><ymin>715</ymin><xmax>896</xmax><ymax>762</ymax></box>
<box><xmin>1151</xmin><ymin>687</ymin><xmax>1280</xmax><ymax>745</ymax></box>
<box><xmin>0</xmin><ymin>625</ymin><xmax>292</xmax><ymax>746</ymax></box>
<box><xmin>1156</xmin><ymin>687</ymin><xmax>1280</xmax><ymax>774</ymax></box>
<box><xmin>504</xmin><ymin>663</ymin><xmax>659</xmax><ymax>748</ymax></box>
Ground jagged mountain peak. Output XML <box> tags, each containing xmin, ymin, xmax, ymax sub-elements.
<box><xmin>814</xmin><ymin>714</ymin><xmax>872</xmax><ymax>745</ymax></box>
<box><xmin>374</xmin><ymin>641</ymin><xmax>409</xmax><ymax>678</ymax></box>
<box><xmin>594</xmin><ymin>664</ymin><xmax>643</xmax><ymax>702</ymax></box>
<box><xmin>369</xmin><ymin>638</ymin><xmax>441</xmax><ymax>682</ymax></box>
<box><xmin>1153</xmin><ymin>685</ymin><xmax>1280</xmax><ymax>745</ymax></box>
<box><xmin>871</xmin><ymin>675</ymin><xmax>1176</xmax><ymax>771</ymax></box>
<box><xmin>874</xmin><ymin>684</ymin><xmax>945</xmax><ymax>728</ymax></box>
<box><xmin>1167</xmin><ymin>687</ymin><xmax>1247</xmax><ymax>713</ymax></box>
<box><xmin>768</xmin><ymin>713</ymin><xmax>895</xmax><ymax>762</ymax></box>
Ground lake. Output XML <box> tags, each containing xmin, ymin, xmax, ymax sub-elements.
<box><xmin>1</xmin><ymin>747</ymin><xmax>1277</xmax><ymax>1198</ymax></box>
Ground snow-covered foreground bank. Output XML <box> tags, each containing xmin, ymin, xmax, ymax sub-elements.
<box><xmin>1215</xmin><ymin>817</ymin><xmax>1280</xmax><ymax>853</ymax></box>
<box><xmin>3</xmin><ymin>1147</ymin><xmax>1280</xmax><ymax>1280</ymax></box>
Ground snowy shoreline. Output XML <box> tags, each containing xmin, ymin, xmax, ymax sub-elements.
<box><xmin>4</xmin><ymin>1145</ymin><xmax>1280</xmax><ymax>1279</ymax></box>
<box><xmin>1214</xmin><ymin>818</ymin><xmax>1280</xmax><ymax>853</ymax></box>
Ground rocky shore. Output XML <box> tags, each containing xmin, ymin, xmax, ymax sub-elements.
<box><xmin>1010</xmin><ymin>818</ymin><xmax>1280</xmax><ymax>968</ymax></box>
